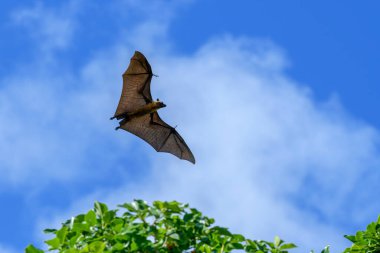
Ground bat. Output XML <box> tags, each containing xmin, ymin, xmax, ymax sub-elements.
<box><xmin>110</xmin><ymin>51</ymin><xmax>195</xmax><ymax>164</ymax></box>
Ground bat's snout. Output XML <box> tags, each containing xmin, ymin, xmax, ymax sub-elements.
<box><xmin>157</xmin><ymin>101</ymin><xmax>166</xmax><ymax>108</ymax></box>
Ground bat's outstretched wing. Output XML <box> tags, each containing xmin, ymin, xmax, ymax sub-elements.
<box><xmin>113</xmin><ymin>51</ymin><xmax>153</xmax><ymax>119</ymax></box>
<box><xmin>120</xmin><ymin>112</ymin><xmax>195</xmax><ymax>164</ymax></box>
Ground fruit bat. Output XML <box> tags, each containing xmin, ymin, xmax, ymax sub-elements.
<box><xmin>110</xmin><ymin>51</ymin><xmax>195</xmax><ymax>164</ymax></box>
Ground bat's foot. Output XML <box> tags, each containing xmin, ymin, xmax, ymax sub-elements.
<box><xmin>110</xmin><ymin>116</ymin><xmax>115</xmax><ymax>120</ymax></box>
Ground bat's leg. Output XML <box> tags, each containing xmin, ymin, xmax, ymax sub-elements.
<box><xmin>115</xmin><ymin>117</ymin><xmax>129</xmax><ymax>131</ymax></box>
<box><xmin>112</xmin><ymin>112</ymin><xmax>129</xmax><ymax>120</ymax></box>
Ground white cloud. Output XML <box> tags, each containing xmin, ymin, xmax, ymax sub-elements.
<box><xmin>151</xmin><ymin>39</ymin><xmax>380</xmax><ymax>251</ymax></box>
<box><xmin>34</xmin><ymin>35</ymin><xmax>380</xmax><ymax>253</ymax></box>
<box><xmin>0</xmin><ymin>244</ymin><xmax>17</xmax><ymax>253</ymax></box>
<box><xmin>11</xmin><ymin>1</ymin><xmax>79</xmax><ymax>51</ymax></box>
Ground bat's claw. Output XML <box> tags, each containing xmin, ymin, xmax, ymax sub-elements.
<box><xmin>115</xmin><ymin>126</ymin><xmax>120</xmax><ymax>130</ymax></box>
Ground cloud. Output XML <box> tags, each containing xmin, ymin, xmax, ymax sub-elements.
<box><xmin>0</xmin><ymin>56</ymin><xmax>129</xmax><ymax>187</ymax></box>
<box><xmin>151</xmin><ymin>38</ymin><xmax>379</xmax><ymax>251</ymax></box>
<box><xmin>11</xmin><ymin>1</ymin><xmax>79</xmax><ymax>51</ymax></box>
<box><xmin>0</xmin><ymin>244</ymin><xmax>17</xmax><ymax>253</ymax></box>
<box><xmin>34</xmin><ymin>35</ymin><xmax>380</xmax><ymax>253</ymax></box>
<box><xmin>0</xmin><ymin>0</ymin><xmax>191</xmax><ymax>188</ymax></box>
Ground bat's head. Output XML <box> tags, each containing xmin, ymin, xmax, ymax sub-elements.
<box><xmin>154</xmin><ymin>99</ymin><xmax>166</xmax><ymax>109</ymax></box>
<box><xmin>157</xmin><ymin>101</ymin><xmax>166</xmax><ymax>108</ymax></box>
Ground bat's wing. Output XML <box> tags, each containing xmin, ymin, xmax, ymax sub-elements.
<box><xmin>120</xmin><ymin>112</ymin><xmax>195</xmax><ymax>164</ymax></box>
<box><xmin>113</xmin><ymin>51</ymin><xmax>153</xmax><ymax>119</ymax></box>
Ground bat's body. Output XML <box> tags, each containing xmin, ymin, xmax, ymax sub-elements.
<box><xmin>114</xmin><ymin>101</ymin><xmax>166</xmax><ymax>129</ymax></box>
<box><xmin>111</xmin><ymin>51</ymin><xmax>195</xmax><ymax>164</ymax></box>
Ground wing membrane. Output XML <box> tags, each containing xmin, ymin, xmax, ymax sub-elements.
<box><xmin>114</xmin><ymin>51</ymin><xmax>153</xmax><ymax>117</ymax></box>
<box><xmin>120</xmin><ymin>112</ymin><xmax>195</xmax><ymax>164</ymax></box>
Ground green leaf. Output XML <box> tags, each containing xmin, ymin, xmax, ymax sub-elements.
<box><xmin>212</xmin><ymin>226</ymin><xmax>231</xmax><ymax>236</ymax></box>
<box><xmin>130</xmin><ymin>240</ymin><xmax>139</xmax><ymax>251</ymax></box>
<box><xmin>25</xmin><ymin>244</ymin><xmax>44</xmax><ymax>253</ymax></box>
<box><xmin>152</xmin><ymin>201</ymin><xmax>164</xmax><ymax>210</ymax></box>
<box><xmin>72</xmin><ymin>222</ymin><xmax>90</xmax><ymax>233</ymax></box>
<box><xmin>230</xmin><ymin>242</ymin><xmax>244</xmax><ymax>249</ymax></box>
<box><xmin>88</xmin><ymin>241</ymin><xmax>106</xmax><ymax>253</ymax></box>
<box><xmin>274</xmin><ymin>236</ymin><xmax>281</xmax><ymax>248</ymax></box>
<box><xmin>320</xmin><ymin>245</ymin><xmax>330</xmax><ymax>253</ymax></box>
<box><xmin>279</xmin><ymin>243</ymin><xmax>297</xmax><ymax>250</ymax></box>
<box><xmin>94</xmin><ymin>201</ymin><xmax>108</xmax><ymax>218</ymax></box>
<box><xmin>169</xmin><ymin>233</ymin><xmax>180</xmax><ymax>240</ymax></box>
<box><xmin>111</xmin><ymin>218</ymin><xmax>124</xmax><ymax>232</ymax></box>
<box><xmin>165</xmin><ymin>201</ymin><xmax>182</xmax><ymax>212</ymax></box>
<box><xmin>112</xmin><ymin>242</ymin><xmax>125</xmax><ymax>251</ymax></box>
<box><xmin>68</xmin><ymin>232</ymin><xmax>81</xmax><ymax>247</ymax></box>
<box><xmin>45</xmin><ymin>237</ymin><xmax>60</xmax><ymax>249</ymax></box>
<box><xmin>344</xmin><ymin>235</ymin><xmax>356</xmax><ymax>243</ymax></box>
<box><xmin>183</xmin><ymin>213</ymin><xmax>194</xmax><ymax>222</ymax></box>
<box><xmin>119</xmin><ymin>203</ymin><xmax>137</xmax><ymax>212</ymax></box>
<box><xmin>85</xmin><ymin>210</ymin><xmax>97</xmax><ymax>226</ymax></box>
<box><xmin>73</xmin><ymin>214</ymin><xmax>85</xmax><ymax>223</ymax></box>
<box><xmin>231</xmin><ymin>234</ymin><xmax>245</xmax><ymax>242</ymax></box>
<box><xmin>56</xmin><ymin>226</ymin><xmax>68</xmax><ymax>243</ymax></box>
<box><xmin>134</xmin><ymin>199</ymin><xmax>149</xmax><ymax>211</ymax></box>
<box><xmin>43</xmin><ymin>228</ymin><xmax>57</xmax><ymax>234</ymax></box>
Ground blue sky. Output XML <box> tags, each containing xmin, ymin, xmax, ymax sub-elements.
<box><xmin>0</xmin><ymin>1</ymin><xmax>380</xmax><ymax>252</ymax></box>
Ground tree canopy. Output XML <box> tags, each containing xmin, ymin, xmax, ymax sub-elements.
<box><xmin>25</xmin><ymin>200</ymin><xmax>379</xmax><ymax>253</ymax></box>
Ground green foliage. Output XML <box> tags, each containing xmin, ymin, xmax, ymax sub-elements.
<box><xmin>25</xmin><ymin>244</ymin><xmax>44</xmax><ymax>253</ymax></box>
<box><xmin>344</xmin><ymin>215</ymin><xmax>380</xmax><ymax>253</ymax></box>
<box><xmin>26</xmin><ymin>199</ymin><xmax>380</xmax><ymax>253</ymax></box>
<box><xmin>310</xmin><ymin>245</ymin><xmax>330</xmax><ymax>253</ymax></box>
<box><xmin>26</xmin><ymin>200</ymin><xmax>297</xmax><ymax>253</ymax></box>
